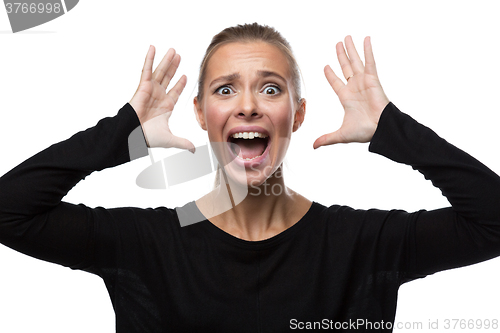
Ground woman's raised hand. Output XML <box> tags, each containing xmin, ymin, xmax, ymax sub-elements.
<box><xmin>313</xmin><ymin>36</ymin><xmax>390</xmax><ymax>149</ymax></box>
<box><xmin>130</xmin><ymin>46</ymin><xmax>195</xmax><ymax>152</ymax></box>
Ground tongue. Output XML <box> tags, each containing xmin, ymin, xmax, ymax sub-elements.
<box><xmin>233</xmin><ymin>138</ymin><xmax>267</xmax><ymax>159</ymax></box>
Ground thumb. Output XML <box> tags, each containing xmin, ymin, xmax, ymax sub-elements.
<box><xmin>313</xmin><ymin>130</ymin><xmax>346</xmax><ymax>149</ymax></box>
<box><xmin>169</xmin><ymin>135</ymin><xmax>196</xmax><ymax>154</ymax></box>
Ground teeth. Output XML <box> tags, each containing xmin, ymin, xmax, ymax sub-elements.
<box><xmin>238</xmin><ymin>153</ymin><xmax>263</xmax><ymax>161</ymax></box>
<box><xmin>231</xmin><ymin>132</ymin><xmax>268</xmax><ymax>139</ymax></box>
<box><xmin>244</xmin><ymin>156</ymin><xmax>259</xmax><ymax>161</ymax></box>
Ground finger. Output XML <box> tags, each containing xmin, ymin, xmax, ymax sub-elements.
<box><xmin>140</xmin><ymin>45</ymin><xmax>155</xmax><ymax>83</ymax></box>
<box><xmin>344</xmin><ymin>35</ymin><xmax>364</xmax><ymax>74</ymax></box>
<box><xmin>313</xmin><ymin>130</ymin><xmax>346</xmax><ymax>149</ymax></box>
<box><xmin>324</xmin><ymin>65</ymin><xmax>344</xmax><ymax>95</ymax></box>
<box><xmin>336</xmin><ymin>41</ymin><xmax>354</xmax><ymax>80</ymax></box>
<box><xmin>363</xmin><ymin>36</ymin><xmax>378</xmax><ymax>77</ymax></box>
<box><xmin>165</xmin><ymin>75</ymin><xmax>187</xmax><ymax>108</ymax></box>
<box><xmin>160</xmin><ymin>54</ymin><xmax>181</xmax><ymax>89</ymax></box>
<box><xmin>152</xmin><ymin>48</ymin><xmax>176</xmax><ymax>84</ymax></box>
<box><xmin>169</xmin><ymin>135</ymin><xmax>196</xmax><ymax>153</ymax></box>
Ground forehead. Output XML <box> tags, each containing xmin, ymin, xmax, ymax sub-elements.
<box><xmin>206</xmin><ymin>42</ymin><xmax>291</xmax><ymax>81</ymax></box>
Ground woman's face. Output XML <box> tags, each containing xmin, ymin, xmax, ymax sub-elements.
<box><xmin>195</xmin><ymin>41</ymin><xmax>305</xmax><ymax>187</ymax></box>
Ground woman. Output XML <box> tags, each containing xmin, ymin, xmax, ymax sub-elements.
<box><xmin>1</xmin><ymin>23</ymin><xmax>500</xmax><ymax>332</ymax></box>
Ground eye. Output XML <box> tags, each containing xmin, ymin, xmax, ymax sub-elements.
<box><xmin>262</xmin><ymin>85</ymin><xmax>281</xmax><ymax>95</ymax></box>
<box><xmin>215</xmin><ymin>86</ymin><xmax>234</xmax><ymax>95</ymax></box>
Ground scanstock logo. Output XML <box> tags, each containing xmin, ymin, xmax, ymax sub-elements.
<box><xmin>4</xmin><ymin>0</ymin><xmax>79</xmax><ymax>33</ymax></box>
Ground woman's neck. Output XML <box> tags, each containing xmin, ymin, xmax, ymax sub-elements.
<box><xmin>195</xmin><ymin>167</ymin><xmax>312</xmax><ymax>241</ymax></box>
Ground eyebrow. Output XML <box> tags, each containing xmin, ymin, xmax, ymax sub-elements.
<box><xmin>257</xmin><ymin>70</ymin><xmax>287</xmax><ymax>83</ymax></box>
<box><xmin>209</xmin><ymin>73</ymin><xmax>240</xmax><ymax>88</ymax></box>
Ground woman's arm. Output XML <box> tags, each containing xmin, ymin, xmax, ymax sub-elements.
<box><xmin>369</xmin><ymin>101</ymin><xmax>500</xmax><ymax>277</ymax></box>
<box><xmin>0</xmin><ymin>46</ymin><xmax>192</xmax><ymax>270</ymax></box>
<box><xmin>317</xmin><ymin>36</ymin><xmax>500</xmax><ymax>277</ymax></box>
<box><xmin>0</xmin><ymin>103</ymin><xmax>146</xmax><ymax>269</ymax></box>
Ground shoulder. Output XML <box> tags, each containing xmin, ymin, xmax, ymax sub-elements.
<box><xmin>312</xmin><ymin>201</ymin><xmax>417</xmax><ymax>236</ymax></box>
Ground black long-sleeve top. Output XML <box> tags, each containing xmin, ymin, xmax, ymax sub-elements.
<box><xmin>1</xmin><ymin>102</ymin><xmax>500</xmax><ymax>332</ymax></box>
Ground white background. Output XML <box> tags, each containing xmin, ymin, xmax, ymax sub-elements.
<box><xmin>1</xmin><ymin>1</ymin><xmax>500</xmax><ymax>332</ymax></box>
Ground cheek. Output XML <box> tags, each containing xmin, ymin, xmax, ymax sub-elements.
<box><xmin>204</xmin><ymin>103</ymin><xmax>231</xmax><ymax>141</ymax></box>
<box><xmin>271</xmin><ymin>104</ymin><xmax>295</xmax><ymax>138</ymax></box>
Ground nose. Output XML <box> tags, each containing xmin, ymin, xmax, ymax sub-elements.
<box><xmin>234</xmin><ymin>90</ymin><xmax>261</xmax><ymax>119</ymax></box>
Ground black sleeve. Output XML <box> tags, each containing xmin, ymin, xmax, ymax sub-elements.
<box><xmin>368</xmin><ymin>102</ymin><xmax>500</xmax><ymax>279</ymax></box>
<box><xmin>0</xmin><ymin>103</ymin><xmax>148</xmax><ymax>271</ymax></box>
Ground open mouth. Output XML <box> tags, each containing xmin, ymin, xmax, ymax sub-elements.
<box><xmin>228</xmin><ymin>131</ymin><xmax>270</xmax><ymax>161</ymax></box>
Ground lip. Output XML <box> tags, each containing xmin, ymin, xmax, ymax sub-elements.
<box><xmin>226</xmin><ymin>125</ymin><xmax>271</xmax><ymax>168</ymax></box>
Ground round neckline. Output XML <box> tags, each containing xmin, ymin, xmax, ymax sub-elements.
<box><xmin>196</xmin><ymin>201</ymin><xmax>321</xmax><ymax>250</ymax></box>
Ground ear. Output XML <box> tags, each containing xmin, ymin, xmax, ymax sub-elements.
<box><xmin>193</xmin><ymin>96</ymin><xmax>207</xmax><ymax>131</ymax></box>
<box><xmin>292</xmin><ymin>98</ymin><xmax>306</xmax><ymax>132</ymax></box>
